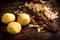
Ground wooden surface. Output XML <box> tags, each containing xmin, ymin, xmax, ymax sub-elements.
<box><xmin>0</xmin><ymin>0</ymin><xmax>60</xmax><ymax>40</ymax></box>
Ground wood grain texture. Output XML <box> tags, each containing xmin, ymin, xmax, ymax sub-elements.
<box><xmin>0</xmin><ymin>0</ymin><xmax>60</xmax><ymax>40</ymax></box>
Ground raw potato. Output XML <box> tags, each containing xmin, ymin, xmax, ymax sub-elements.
<box><xmin>18</xmin><ymin>13</ymin><xmax>30</xmax><ymax>26</ymax></box>
<box><xmin>36</xmin><ymin>5</ymin><xmax>43</xmax><ymax>12</ymax></box>
<box><xmin>2</xmin><ymin>13</ymin><xmax>15</xmax><ymax>24</ymax></box>
<box><xmin>7</xmin><ymin>22</ymin><xmax>21</xmax><ymax>34</ymax></box>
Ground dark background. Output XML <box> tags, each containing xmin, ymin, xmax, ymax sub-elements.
<box><xmin>0</xmin><ymin>0</ymin><xmax>60</xmax><ymax>40</ymax></box>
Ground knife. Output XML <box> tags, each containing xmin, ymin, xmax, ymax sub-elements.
<box><xmin>24</xmin><ymin>6</ymin><xmax>59</xmax><ymax>33</ymax></box>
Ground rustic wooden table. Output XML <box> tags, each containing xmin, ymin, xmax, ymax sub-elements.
<box><xmin>0</xmin><ymin>0</ymin><xmax>60</xmax><ymax>40</ymax></box>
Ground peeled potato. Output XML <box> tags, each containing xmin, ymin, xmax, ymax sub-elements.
<box><xmin>7</xmin><ymin>22</ymin><xmax>21</xmax><ymax>34</ymax></box>
<box><xmin>2</xmin><ymin>13</ymin><xmax>15</xmax><ymax>24</ymax></box>
<box><xmin>36</xmin><ymin>5</ymin><xmax>43</xmax><ymax>11</ymax></box>
<box><xmin>18</xmin><ymin>13</ymin><xmax>30</xmax><ymax>26</ymax></box>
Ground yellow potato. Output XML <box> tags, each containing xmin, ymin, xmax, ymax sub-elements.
<box><xmin>7</xmin><ymin>22</ymin><xmax>21</xmax><ymax>34</ymax></box>
<box><xmin>18</xmin><ymin>13</ymin><xmax>30</xmax><ymax>26</ymax></box>
<box><xmin>36</xmin><ymin>5</ymin><xmax>43</xmax><ymax>12</ymax></box>
<box><xmin>2</xmin><ymin>13</ymin><xmax>15</xmax><ymax>24</ymax></box>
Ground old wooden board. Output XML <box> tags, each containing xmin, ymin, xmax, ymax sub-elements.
<box><xmin>0</xmin><ymin>0</ymin><xmax>60</xmax><ymax>40</ymax></box>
